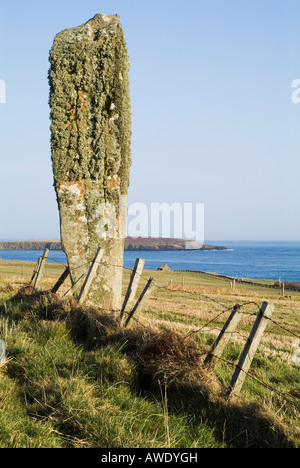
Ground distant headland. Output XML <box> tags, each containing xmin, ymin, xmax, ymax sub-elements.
<box><xmin>0</xmin><ymin>238</ymin><xmax>227</xmax><ymax>251</ymax></box>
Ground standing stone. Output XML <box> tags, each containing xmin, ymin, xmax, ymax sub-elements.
<box><xmin>49</xmin><ymin>14</ymin><xmax>131</xmax><ymax>310</ymax></box>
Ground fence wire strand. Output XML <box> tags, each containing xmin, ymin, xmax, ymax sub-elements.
<box><xmin>48</xmin><ymin>255</ymin><xmax>300</xmax><ymax>341</ymax></box>
<box><xmin>30</xmin><ymin>251</ymin><xmax>300</xmax><ymax>414</ymax></box>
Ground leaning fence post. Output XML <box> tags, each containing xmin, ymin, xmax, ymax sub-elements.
<box><xmin>120</xmin><ymin>258</ymin><xmax>145</xmax><ymax>322</ymax></box>
<box><xmin>32</xmin><ymin>249</ymin><xmax>49</xmax><ymax>292</ymax></box>
<box><xmin>78</xmin><ymin>248</ymin><xmax>104</xmax><ymax>304</ymax></box>
<box><xmin>226</xmin><ymin>301</ymin><xmax>274</xmax><ymax>399</ymax></box>
<box><xmin>51</xmin><ymin>266</ymin><xmax>70</xmax><ymax>294</ymax></box>
<box><xmin>204</xmin><ymin>304</ymin><xmax>243</xmax><ymax>369</ymax></box>
<box><xmin>30</xmin><ymin>257</ymin><xmax>42</xmax><ymax>285</ymax></box>
<box><xmin>124</xmin><ymin>278</ymin><xmax>155</xmax><ymax>328</ymax></box>
<box><xmin>63</xmin><ymin>273</ymin><xmax>85</xmax><ymax>298</ymax></box>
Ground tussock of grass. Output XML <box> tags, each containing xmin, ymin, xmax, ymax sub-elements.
<box><xmin>138</xmin><ymin>330</ymin><xmax>219</xmax><ymax>390</ymax></box>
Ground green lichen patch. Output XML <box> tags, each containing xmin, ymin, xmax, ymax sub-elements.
<box><xmin>49</xmin><ymin>13</ymin><xmax>131</xmax><ymax>196</ymax></box>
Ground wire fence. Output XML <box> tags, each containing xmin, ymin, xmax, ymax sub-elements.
<box><xmin>39</xmin><ymin>253</ymin><xmax>300</xmax><ymax>414</ymax></box>
<box><xmin>46</xmin><ymin>252</ymin><xmax>300</xmax><ymax>341</ymax></box>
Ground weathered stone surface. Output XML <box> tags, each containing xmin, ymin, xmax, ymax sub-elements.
<box><xmin>49</xmin><ymin>14</ymin><xmax>131</xmax><ymax>310</ymax></box>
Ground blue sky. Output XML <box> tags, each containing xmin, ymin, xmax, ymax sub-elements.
<box><xmin>0</xmin><ymin>0</ymin><xmax>299</xmax><ymax>241</ymax></box>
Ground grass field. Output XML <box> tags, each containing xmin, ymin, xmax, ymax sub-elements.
<box><xmin>0</xmin><ymin>258</ymin><xmax>299</xmax><ymax>448</ymax></box>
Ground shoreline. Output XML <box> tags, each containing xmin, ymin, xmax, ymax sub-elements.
<box><xmin>0</xmin><ymin>239</ymin><xmax>228</xmax><ymax>252</ymax></box>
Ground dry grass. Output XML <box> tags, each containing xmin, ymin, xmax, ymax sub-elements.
<box><xmin>138</xmin><ymin>329</ymin><xmax>220</xmax><ymax>391</ymax></box>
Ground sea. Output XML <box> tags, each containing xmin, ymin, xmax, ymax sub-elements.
<box><xmin>0</xmin><ymin>241</ymin><xmax>299</xmax><ymax>282</ymax></box>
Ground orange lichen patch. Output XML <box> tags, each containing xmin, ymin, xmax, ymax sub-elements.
<box><xmin>57</xmin><ymin>179</ymin><xmax>86</xmax><ymax>198</ymax></box>
<box><xmin>107</xmin><ymin>175</ymin><xmax>120</xmax><ymax>190</ymax></box>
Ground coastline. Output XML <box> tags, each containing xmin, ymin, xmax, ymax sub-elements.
<box><xmin>0</xmin><ymin>238</ymin><xmax>227</xmax><ymax>252</ymax></box>
<box><xmin>1</xmin><ymin>241</ymin><xmax>299</xmax><ymax>283</ymax></box>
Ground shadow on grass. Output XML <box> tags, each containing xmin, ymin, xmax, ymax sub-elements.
<box><xmin>142</xmin><ymin>381</ymin><xmax>296</xmax><ymax>448</ymax></box>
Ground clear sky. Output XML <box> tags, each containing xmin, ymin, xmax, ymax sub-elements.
<box><xmin>0</xmin><ymin>0</ymin><xmax>299</xmax><ymax>241</ymax></box>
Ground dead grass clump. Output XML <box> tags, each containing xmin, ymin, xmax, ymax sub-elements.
<box><xmin>65</xmin><ymin>304</ymin><xmax>121</xmax><ymax>346</ymax></box>
<box><xmin>138</xmin><ymin>329</ymin><xmax>220</xmax><ymax>390</ymax></box>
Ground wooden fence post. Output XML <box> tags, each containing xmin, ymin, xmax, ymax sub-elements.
<box><xmin>124</xmin><ymin>278</ymin><xmax>155</xmax><ymax>328</ymax></box>
<box><xmin>32</xmin><ymin>249</ymin><xmax>49</xmax><ymax>292</ymax></box>
<box><xmin>63</xmin><ymin>273</ymin><xmax>85</xmax><ymax>298</ymax></box>
<box><xmin>78</xmin><ymin>248</ymin><xmax>103</xmax><ymax>304</ymax></box>
<box><xmin>51</xmin><ymin>266</ymin><xmax>70</xmax><ymax>294</ymax></box>
<box><xmin>226</xmin><ymin>301</ymin><xmax>274</xmax><ymax>398</ymax></box>
<box><xmin>204</xmin><ymin>305</ymin><xmax>243</xmax><ymax>369</ymax></box>
<box><xmin>30</xmin><ymin>257</ymin><xmax>42</xmax><ymax>284</ymax></box>
<box><xmin>120</xmin><ymin>258</ymin><xmax>145</xmax><ymax>322</ymax></box>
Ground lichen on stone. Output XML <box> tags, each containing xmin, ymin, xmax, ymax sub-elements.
<box><xmin>49</xmin><ymin>14</ymin><xmax>132</xmax><ymax>310</ymax></box>
<box><xmin>49</xmin><ymin>14</ymin><xmax>131</xmax><ymax>191</ymax></box>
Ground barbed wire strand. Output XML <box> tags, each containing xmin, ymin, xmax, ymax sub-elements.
<box><xmin>17</xmin><ymin>254</ymin><xmax>300</xmax><ymax>417</ymax></box>
<box><xmin>46</xmin><ymin>256</ymin><xmax>300</xmax><ymax>341</ymax></box>
<box><xmin>29</xmin><ymin>255</ymin><xmax>300</xmax><ymax>398</ymax></box>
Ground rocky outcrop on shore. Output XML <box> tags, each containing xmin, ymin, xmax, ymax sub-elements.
<box><xmin>124</xmin><ymin>238</ymin><xmax>227</xmax><ymax>251</ymax></box>
<box><xmin>0</xmin><ymin>241</ymin><xmax>62</xmax><ymax>250</ymax></box>
<box><xmin>0</xmin><ymin>238</ymin><xmax>227</xmax><ymax>251</ymax></box>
